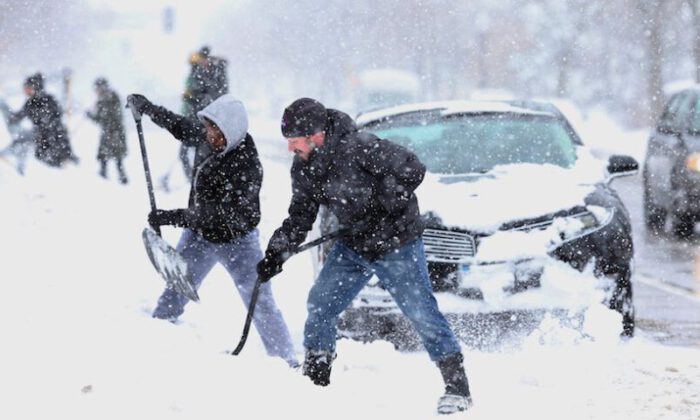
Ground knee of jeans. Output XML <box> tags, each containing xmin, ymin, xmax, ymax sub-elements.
<box><xmin>402</xmin><ymin>303</ymin><xmax>439</xmax><ymax>325</ymax></box>
<box><xmin>306</xmin><ymin>301</ymin><xmax>337</xmax><ymax>323</ymax></box>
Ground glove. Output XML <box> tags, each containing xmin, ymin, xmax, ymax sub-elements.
<box><xmin>126</xmin><ymin>93</ymin><xmax>153</xmax><ymax>116</ymax></box>
<box><xmin>148</xmin><ymin>209</ymin><xmax>188</xmax><ymax>230</ymax></box>
<box><xmin>256</xmin><ymin>250</ymin><xmax>286</xmax><ymax>282</ymax></box>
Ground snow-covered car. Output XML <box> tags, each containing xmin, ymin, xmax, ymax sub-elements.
<box><xmin>643</xmin><ymin>86</ymin><xmax>700</xmax><ymax>237</ymax></box>
<box><xmin>315</xmin><ymin>100</ymin><xmax>639</xmax><ymax>348</ymax></box>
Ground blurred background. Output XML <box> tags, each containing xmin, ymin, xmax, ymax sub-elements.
<box><xmin>0</xmin><ymin>0</ymin><xmax>695</xmax><ymax>127</ymax></box>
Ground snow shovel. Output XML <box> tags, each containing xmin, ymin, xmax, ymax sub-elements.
<box><xmin>231</xmin><ymin>229</ymin><xmax>345</xmax><ymax>355</ymax></box>
<box><xmin>126</xmin><ymin>96</ymin><xmax>199</xmax><ymax>302</ymax></box>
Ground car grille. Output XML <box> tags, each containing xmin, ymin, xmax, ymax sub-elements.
<box><xmin>422</xmin><ymin>228</ymin><xmax>476</xmax><ymax>263</ymax></box>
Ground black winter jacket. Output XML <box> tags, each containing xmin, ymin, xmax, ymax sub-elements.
<box><xmin>268</xmin><ymin>109</ymin><xmax>426</xmax><ymax>261</ymax></box>
<box><xmin>87</xmin><ymin>89</ymin><xmax>127</xmax><ymax>159</ymax></box>
<box><xmin>10</xmin><ymin>91</ymin><xmax>73</xmax><ymax>166</ymax></box>
<box><xmin>146</xmin><ymin>104</ymin><xmax>262</xmax><ymax>243</ymax></box>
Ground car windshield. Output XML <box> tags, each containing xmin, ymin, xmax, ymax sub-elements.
<box><xmin>364</xmin><ymin>112</ymin><xmax>578</xmax><ymax>174</ymax></box>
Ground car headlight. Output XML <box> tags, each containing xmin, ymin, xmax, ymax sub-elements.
<box><xmin>686</xmin><ymin>153</ymin><xmax>700</xmax><ymax>172</ymax></box>
<box><xmin>556</xmin><ymin>206</ymin><xmax>613</xmax><ymax>242</ymax></box>
<box><xmin>570</xmin><ymin>211</ymin><xmax>599</xmax><ymax>230</ymax></box>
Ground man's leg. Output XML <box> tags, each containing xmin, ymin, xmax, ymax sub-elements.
<box><xmin>98</xmin><ymin>158</ymin><xmax>107</xmax><ymax>178</ymax></box>
<box><xmin>116</xmin><ymin>157</ymin><xmax>128</xmax><ymax>184</ymax></box>
<box><xmin>302</xmin><ymin>242</ymin><xmax>373</xmax><ymax>385</ymax></box>
<box><xmin>218</xmin><ymin>229</ymin><xmax>297</xmax><ymax>365</ymax></box>
<box><xmin>152</xmin><ymin>229</ymin><xmax>216</xmax><ymax>321</ymax></box>
<box><xmin>304</xmin><ymin>242</ymin><xmax>373</xmax><ymax>352</ymax></box>
<box><xmin>372</xmin><ymin>239</ymin><xmax>461</xmax><ymax>360</ymax></box>
<box><xmin>373</xmin><ymin>239</ymin><xmax>472</xmax><ymax>413</ymax></box>
<box><xmin>10</xmin><ymin>129</ymin><xmax>32</xmax><ymax>175</ymax></box>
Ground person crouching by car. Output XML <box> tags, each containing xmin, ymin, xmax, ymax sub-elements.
<box><xmin>126</xmin><ymin>93</ymin><xmax>298</xmax><ymax>367</ymax></box>
<box><xmin>256</xmin><ymin>98</ymin><xmax>473</xmax><ymax>415</ymax></box>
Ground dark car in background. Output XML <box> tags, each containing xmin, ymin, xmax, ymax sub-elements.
<box><xmin>315</xmin><ymin>100</ymin><xmax>639</xmax><ymax>348</ymax></box>
<box><xmin>643</xmin><ymin>86</ymin><xmax>700</xmax><ymax>237</ymax></box>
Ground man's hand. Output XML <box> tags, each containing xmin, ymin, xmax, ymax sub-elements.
<box><xmin>148</xmin><ymin>209</ymin><xmax>187</xmax><ymax>230</ymax></box>
<box><xmin>126</xmin><ymin>94</ymin><xmax>153</xmax><ymax>117</ymax></box>
<box><xmin>256</xmin><ymin>251</ymin><xmax>286</xmax><ymax>282</ymax></box>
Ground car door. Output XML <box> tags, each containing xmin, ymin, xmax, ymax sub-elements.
<box><xmin>645</xmin><ymin>91</ymin><xmax>695</xmax><ymax>208</ymax></box>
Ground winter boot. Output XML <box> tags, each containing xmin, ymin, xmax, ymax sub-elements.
<box><xmin>436</xmin><ymin>353</ymin><xmax>472</xmax><ymax>415</ymax></box>
<box><xmin>302</xmin><ymin>349</ymin><xmax>335</xmax><ymax>386</ymax></box>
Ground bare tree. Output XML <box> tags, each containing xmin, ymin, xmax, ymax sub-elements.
<box><xmin>637</xmin><ymin>0</ymin><xmax>666</xmax><ymax>122</ymax></box>
<box><xmin>687</xmin><ymin>0</ymin><xmax>700</xmax><ymax>82</ymax></box>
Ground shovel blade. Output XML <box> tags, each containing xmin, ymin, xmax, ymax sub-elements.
<box><xmin>142</xmin><ymin>227</ymin><xmax>199</xmax><ymax>302</ymax></box>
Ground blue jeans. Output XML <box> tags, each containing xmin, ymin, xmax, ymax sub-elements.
<box><xmin>153</xmin><ymin>228</ymin><xmax>296</xmax><ymax>363</ymax></box>
<box><xmin>304</xmin><ymin>239</ymin><xmax>461</xmax><ymax>361</ymax></box>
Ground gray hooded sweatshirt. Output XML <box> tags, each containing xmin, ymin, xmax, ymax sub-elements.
<box><xmin>197</xmin><ymin>93</ymin><xmax>249</xmax><ymax>155</ymax></box>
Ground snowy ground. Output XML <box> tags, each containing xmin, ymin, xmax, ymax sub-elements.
<box><xmin>1</xmin><ymin>115</ymin><xmax>699</xmax><ymax>419</ymax></box>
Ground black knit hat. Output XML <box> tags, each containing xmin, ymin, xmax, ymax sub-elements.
<box><xmin>24</xmin><ymin>72</ymin><xmax>44</xmax><ymax>91</ymax></box>
<box><xmin>281</xmin><ymin>98</ymin><xmax>327</xmax><ymax>137</ymax></box>
<box><xmin>94</xmin><ymin>77</ymin><xmax>108</xmax><ymax>88</ymax></box>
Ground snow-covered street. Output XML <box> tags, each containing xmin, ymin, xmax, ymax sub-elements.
<box><xmin>1</xmin><ymin>119</ymin><xmax>699</xmax><ymax>419</ymax></box>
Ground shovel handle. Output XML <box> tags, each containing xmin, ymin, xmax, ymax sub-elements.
<box><xmin>128</xmin><ymin>97</ymin><xmax>159</xmax><ymax>236</ymax></box>
<box><xmin>231</xmin><ymin>229</ymin><xmax>345</xmax><ymax>356</ymax></box>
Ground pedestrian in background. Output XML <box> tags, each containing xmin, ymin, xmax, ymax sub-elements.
<box><xmin>8</xmin><ymin>72</ymin><xmax>77</xmax><ymax>168</ymax></box>
<box><xmin>86</xmin><ymin>77</ymin><xmax>128</xmax><ymax>184</ymax></box>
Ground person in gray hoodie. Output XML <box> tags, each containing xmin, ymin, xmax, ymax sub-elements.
<box><xmin>127</xmin><ymin>93</ymin><xmax>297</xmax><ymax>366</ymax></box>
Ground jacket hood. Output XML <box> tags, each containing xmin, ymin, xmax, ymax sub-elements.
<box><xmin>325</xmin><ymin>108</ymin><xmax>356</xmax><ymax>142</ymax></box>
<box><xmin>197</xmin><ymin>94</ymin><xmax>248</xmax><ymax>155</ymax></box>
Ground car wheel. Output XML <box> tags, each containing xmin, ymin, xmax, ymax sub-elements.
<box><xmin>607</xmin><ymin>265</ymin><xmax>635</xmax><ymax>338</ymax></box>
<box><xmin>671</xmin><ymin>211</ymin><xmax>694</xmax><ymax>239</ymax></box>
<box><xmin>643</xmin><ymin>188</ymin><xmax>666</xmax><ymax>233</ymax></box>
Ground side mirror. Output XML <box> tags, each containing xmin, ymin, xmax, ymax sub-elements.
<box><xmin>658</xmin><ymin>124</ymin><xmax>681</xmax><ymax>136</ymax></box>
<box><xmin>607</xmin><ymin>154</ymin><xmax>638</xmax><ymax>179</ymax></box>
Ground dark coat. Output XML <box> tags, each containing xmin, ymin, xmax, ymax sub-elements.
<box><xmin>87</xmin><ymin>89</ymin><xmax>127</xmax><ymax>160</ymax></box>
<box><xmin>268</xmin><ymin>109</ymin><xmax>426</xmax><ymax>261</ymax></box>
<box><xmin>10</xmin><ymin>91</ymin><xmax>72</xmax><ymax>167</ymax></box>
<box><xmin>147</xmin><ymin>104</ymin><xmax>262</xmax><ymax>243</ymax></box>
<box><xmin>184</xmin><ymin>56</ymin><xmax>229</xmax><ymax>115</ymax></box>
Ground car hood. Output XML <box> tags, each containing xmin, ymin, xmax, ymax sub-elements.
<box><xmin>416</xmin><ymin>147</ymin><xmax>608</xmax><ymax>233</ymax></box>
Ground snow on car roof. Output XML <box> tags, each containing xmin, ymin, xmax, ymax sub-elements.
<box><xmin>358</xmin><ymin>68</ymin><xmax>420</xmax><ymax>92</ymax></box>
<box><xmin>356</xmin><ymin>100</ymin><xmax>554</xmax><ymax>126</ymax></box>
